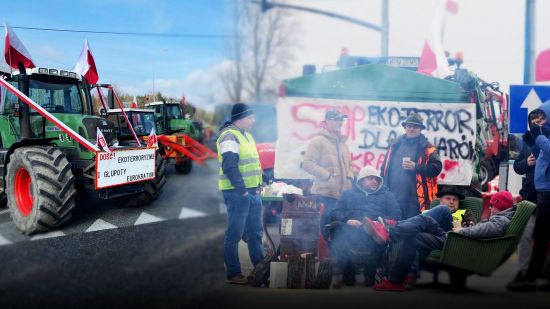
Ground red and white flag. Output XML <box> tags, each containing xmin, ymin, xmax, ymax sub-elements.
<box><xmin>417</xmin><ymin>0</ymin><xmax>454</xmax><ymax>78</ymax></box>
<box><xmin>446</xmin><ymin>0</ymin><xmax>459</xmax><ymax>15</ymax></box>
<box><xmin>131</xmin><ymin>96</ymin><xmax>138</xmax><ymax>108</ymax></box>
<box><xmin>96</xmin><ymin>127</ymin><xmax>111</xmax><ymax>153</ymax></box>
<box><xmin>4</xmin><ymin>22</ymin><xmax>35</xmax><ymax>69</ymax></box>
<box><xmin>72</xmin><ymin>40</ymin><xmax>99</xmax><ymax>84</ymax></box>
<box><xmin>146</xmin><ymin>128</ymin><xmax>158</xmax><ymax>148</ymax></box>
<box><xmin>536</xmin><ymin>48</ymin><xmax>550</xmax><ymax>82</ymax></box>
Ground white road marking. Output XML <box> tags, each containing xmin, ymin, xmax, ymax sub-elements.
<box><xmin>0</xmin><ymin>208</ymin><xmax>10</xmax><ymax>215</ymax></box>
<box><xmin>134</xmin><ymin>212</ymin><xmax>164</xmax><ymax>225</ymax></box>
<box><xmin>178</xmin><ymin>207</ymin><xmax>207</xmax><ymax>219</ymax></box>
<box><xmin>0</xmin><ymin>234</ymin><xmax>12</xmax><ymax>246</ymax></box>
<box><xmin>85</xmin><ymin>219</ymin><xmax>117</xmax><ymax>232</ymax></box>
<box><xmin>31</xmin><ymin>230</ymin><xmax>66</xmax><ymax>240</ymax></box>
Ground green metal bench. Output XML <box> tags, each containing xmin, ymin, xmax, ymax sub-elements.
<box><xmin>422</xmin><ymin>200</ymin><xmax>537</xmax><ymax>288</ymax></box>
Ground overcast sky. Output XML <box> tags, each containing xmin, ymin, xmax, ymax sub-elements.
<box><xmin>2</xmin><ymin>0</ymin><xmax>549</xmax><ymax>109</ymax></box>
<box><xmin>288</xmin><ymin>0</ymin><xmax>550</xmax><ymax>88</ymax></box>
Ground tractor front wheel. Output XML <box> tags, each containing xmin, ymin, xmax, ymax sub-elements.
<box><xmin>175</xmin><ymin>159</ymin><xmax>192</xmax><ymax>174</ymax></box>
<box><xmin>116</xmin><ymin>152</ymin><xmax>167</xmax><ymax>207</ymax></box>
<box><xmin>6</xmin><ymin>147</ymin><xmax>76</xmax><ymax>235</ymax></box>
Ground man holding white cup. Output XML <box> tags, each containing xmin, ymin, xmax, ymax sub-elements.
<box><xmin>380</xmin><ymin>113</ymin><xmax>442</xmax><ymax>219</ymax></box>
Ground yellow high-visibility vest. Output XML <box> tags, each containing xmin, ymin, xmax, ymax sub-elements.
<box><xmin>452</xmin><ymin>209</ymin><xmax>467</xmax><ymax>223</ymax></box>
<box><xmin>217</xmin><ymin>128</ymin><xmax>262</xmax><ymax>190</ymax></box>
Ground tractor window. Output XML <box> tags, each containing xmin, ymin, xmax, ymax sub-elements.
<box><xmin>166</xmin><ymin>105</ymin><xmax>182</xmax><ymax>119</ymax></box>
<box><xmin>0</xmin><ymin>81</ymin><xmax>19</xmax><ymax>114</ymax></box>
<box><xmin>28</xmin><ymin>79</ymin><xmax>84</xmax><ymax>114</ymax></box>
<box><xmin>129</xmin><ymin>112</ymin><xmax>155</xmax><ymax>135</ymax></box>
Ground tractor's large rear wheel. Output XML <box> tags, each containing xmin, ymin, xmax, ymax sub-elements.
<box><xmin>116</xmin><ymin>152</ymin><xmax>167</xmax><ymax>207</ymax></box>
<box><xmin>6</xmin><ymin>146</ymin><xmax>76</xmax><ymax>235</ymax></box>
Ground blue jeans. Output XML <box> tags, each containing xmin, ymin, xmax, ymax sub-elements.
<box><xmin>388</xmin><ymin>205</ymin><xmax>451</xmax><ymax>284</ymax></box>
<box><xmin>222</xmin><ymin>189</ymin><xmax>264</xmax><ymax>279</ymax></box>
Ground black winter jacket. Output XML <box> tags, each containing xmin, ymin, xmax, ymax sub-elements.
<box><xmin>513</xmin><ymin>132</ymin><xmax>538</xmax><ymax>203</ymax></box>
<box><xmin>329</xmin><ymin>183</ymin><xmax>401</xmax><ymax>223</ymax></box>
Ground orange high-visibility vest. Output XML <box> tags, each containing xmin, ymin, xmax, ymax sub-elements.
<box><xmin>383</xmin><ymin>145</ymin><xmax>438</xmax><ymax>212</ymax></box>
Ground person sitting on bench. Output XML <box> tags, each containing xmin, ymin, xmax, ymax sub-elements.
<box><xmin>364</xmin><ymin>191</ymin><xmax>515</xmax><ymax>291</ymax></box>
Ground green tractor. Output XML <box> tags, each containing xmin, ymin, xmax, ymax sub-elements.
<box><xmin>144</xmin><ymin>101</ymin><xmax>201</xmax><ymax>141</ymax></box>
<box><xmin>0</xmin><ymin>67</ymin><xmax>166</xmax><ymax>234</ymax></box>
<box><xmin>144</xmin><ymin>101</ymin><xmax>214</xmax><ymax>174</ymax></box>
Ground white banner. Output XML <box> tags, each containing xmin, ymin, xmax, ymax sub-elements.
<box><xmin>274</xmin><ymin>97</ymin><xmax>476</xmax><ymax>185</ymax></box>
<box><xmin>96</xmin><ymin>148</ymin><xmax>156</xmax><ymax>189</ymax></box>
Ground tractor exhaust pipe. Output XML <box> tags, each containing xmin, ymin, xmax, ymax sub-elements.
<box><xmin>17</xmin><ymin>62</ymin><xmax>32</xmax><ymax>139</ymax></box>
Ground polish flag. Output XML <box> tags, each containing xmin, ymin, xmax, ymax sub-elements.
<box><xmin>446</xmin><ymin>0</ymin><xmax>459</xmax><ymax>15</ymax></box>
<box><xmin>536</xmin><ymin>48</ymin><xmax>550</xmax><ymax>82</ymax></box>
<box><xmin>146</xmin><ymin>128</ymin><xmax>158</xmax><ymax>148</ymax></box>
<box><xmin>96</xmin><ymin>127</ymin><xmax>111</xmax><ymax>153</ymax></box>
<box><xmin>417</xmin><ymin>0</ymin><xmax>454</xmax><ymax>78</ymax></box>
<box><xmin>4</xmin><ymin>22</ymin><xmax>35</xmax><ymax>69</ymax></box>
<box><xmin>131</xmin><ymin>96</ymin><xmax>138</xmax><ymax>108</ymax></box>
<box><xmin>72</xmin><ymin>40</ymin><xmax>99</xmax><ymax>84</ymax></box>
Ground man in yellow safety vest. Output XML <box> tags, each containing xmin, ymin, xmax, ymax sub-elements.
<box><xmin>217</xmin><ymin>103</ymin><xmax>264</xmax><ymax>285</ymax></box>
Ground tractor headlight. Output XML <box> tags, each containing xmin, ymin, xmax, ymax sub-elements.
<box><xmin>60</xmin><ymin>70</ymin><xmax>68</xmax><ymax>77</ymax></box>
<box><xmin>38</xmin><ymin>68</ymin><xmax>48</xmax><ymax>74</ymax></box>
<box><xmin>49</xmin><ymin>69</ymin><xmax>58</xmax><ymax>75</ymax></box>
<box><xmin>69</xmin><ymin>72</ymin><xmax>77</xmax><ymax>78</ymax></box>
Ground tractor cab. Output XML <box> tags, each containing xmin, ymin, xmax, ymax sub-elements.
<box><xmin>1</xmin><ymin>67</ymin><xmax>117</xmax><ymax>160</ymax></box>
<box><xmin>106</xmin><ymin>108</ymin><xmax>156</xmax><ymax>145</ymax></box>
<box><xmin>144</xmin><ymin>101</ymin><xmax>199</xmax><ymax>139</ymax></box>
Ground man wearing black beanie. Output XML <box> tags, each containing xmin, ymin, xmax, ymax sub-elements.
<box><xmin>216</xmin><ymin>103</ymin><xmax>264</xmax><ymax>285</ymax></box>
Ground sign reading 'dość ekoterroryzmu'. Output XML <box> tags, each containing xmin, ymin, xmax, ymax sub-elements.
<box><xmin>95</xmin><ymin>148</ymin><xmax>156</xmax><ymax>189</ymax></box>
<box><xmin>274</xmin><ymin>97</ymin><xmax>476</xmax><ymax>186</ymax></box>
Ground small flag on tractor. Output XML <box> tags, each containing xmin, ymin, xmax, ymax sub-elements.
<box><xmin>4</xmin><ymin>22</ymin><xmax>35</xmax><ymax>69</ymax></box>
<box><xmin>147</xmin><ymin>128</ymin><xmax>158</xmax><ymax>148</ymax></box>
<box><xmin>131</xmin><ymin>96</ymin><xmax>138</xmax><ymax>108</ymax></box>
<box><xmin>96</xmin><ymin>127</ymin><xmax>111</xmax><ymax>153</ymax></box>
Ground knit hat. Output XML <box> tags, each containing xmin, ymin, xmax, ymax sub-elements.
<box><xmin>231</xmin><ymin>103</ymin><xmax>253</xmax><ymax>122</ymax></box>
<box><xmin>401</xmin><ymin>112</ymin><xmax>426</xmax><ymax>129</ymax></box>
<box><xmin>490</xmin><ymin>191</ymin><xmax>514</xmax><ymax>211</ymax></box>
<box><xmin>357</xmin><ymin>165</ymin><xmax>382</xmax><ymax>184</ymax></box>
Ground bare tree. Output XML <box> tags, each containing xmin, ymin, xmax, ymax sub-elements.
<box><xmin>220</xmin><ymin>2</ymin><xmax>246</xmax><ymax>103</ymax></box>
<box><xmin>220</xmin><ymin>0</ymin><xmax>299</xmax><ymax>103</ymax></box>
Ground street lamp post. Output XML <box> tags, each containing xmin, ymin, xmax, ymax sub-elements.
<box><xmin>257</xmin><ymin>0</ymin><xmax>389</xmax><ymax>57</ymax></box>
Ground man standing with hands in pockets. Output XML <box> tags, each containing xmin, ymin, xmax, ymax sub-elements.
<box><xmin>302</xmin><ymin>109</ymin><xmax>354</xmax><ymax>243</ymax></box>
<box><xmin>217</xmin><ymin>103</ymin><xmax>264</xmax><ymax>285</ymax></box>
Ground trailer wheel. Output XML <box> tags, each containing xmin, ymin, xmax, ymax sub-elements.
<box><xmin>6</xmin><ymin>147</ymin><xmax>76</xmax><ymax>235</ymax></box>
<box><xmin>175</xmin><ymin>159</ymin><xmax>192</xmax><ymax>174</ymax></box>
<box><xmin>116</xmin><ymin>152</ymin><xmax>167</xmax><ymax>207</ymax></box>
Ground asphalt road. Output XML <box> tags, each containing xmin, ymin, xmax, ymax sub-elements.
<box><xmin>0</xmin><ymin>159</ymin><xmax>224</xmax><ymax>245</ymax></box>
<box><xmin>1</xmin><ymin>213</ymin><xmax>550</xmax><ymax>309</ymax></box>
<box><xmin>1</xmin><ymin>159</ymin><xmax>550</xmax><ymax>308</ymax></box>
